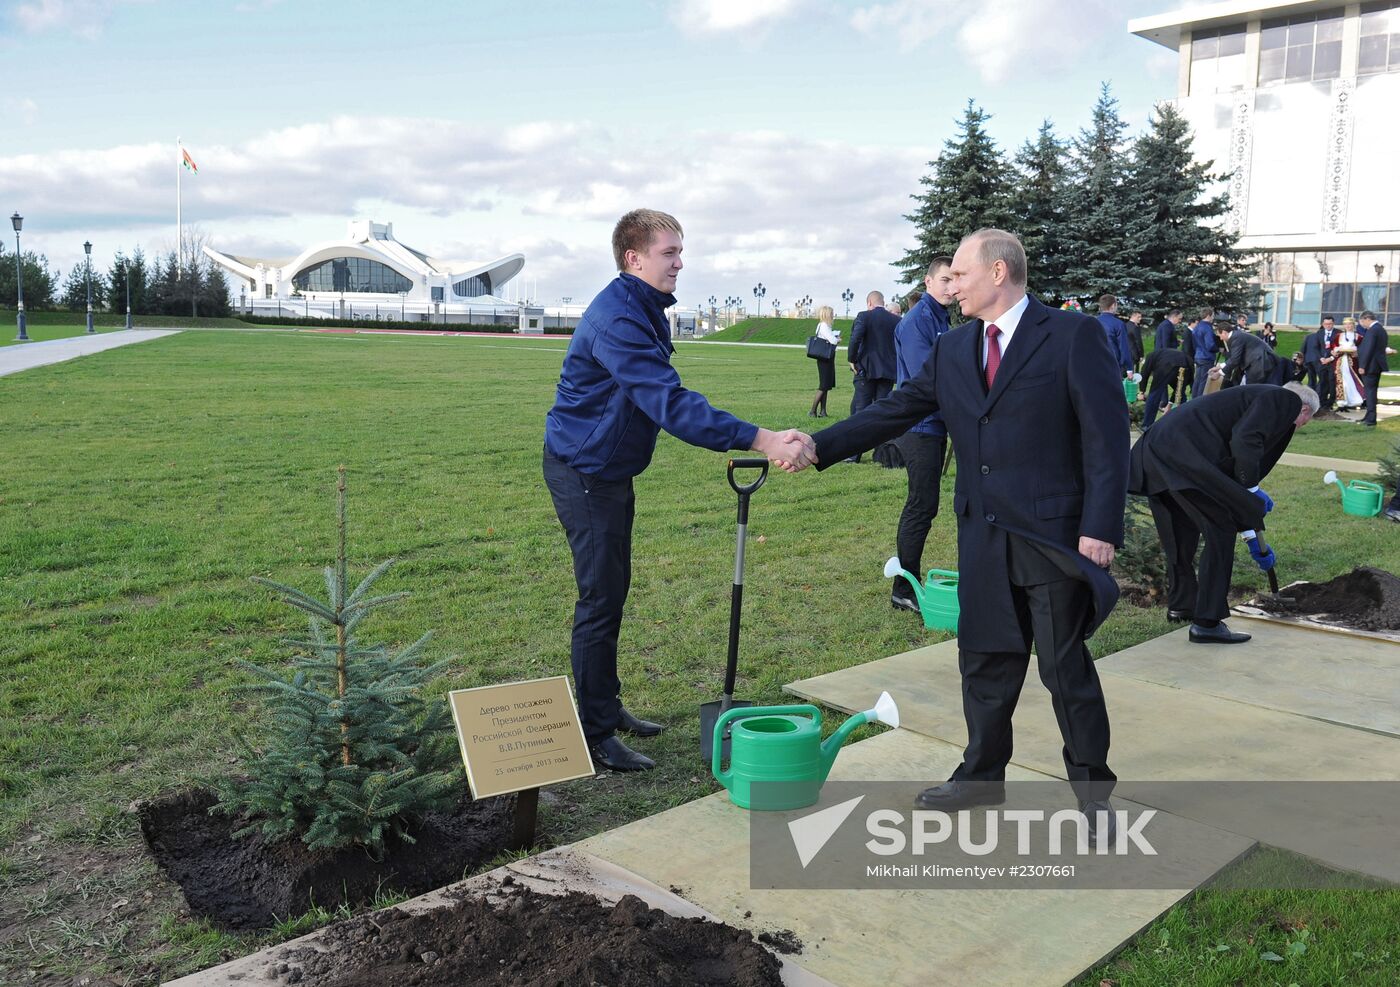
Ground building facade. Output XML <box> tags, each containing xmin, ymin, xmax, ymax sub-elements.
<box><xmin>203</xmin><ymin>220</ymin><xmax>526</xmax><ymax>322</ymax></box>
<box><xmin>1131</xmin><ymin>0</ymin><xmax>1400</xmax><ymax>327</ymax></box>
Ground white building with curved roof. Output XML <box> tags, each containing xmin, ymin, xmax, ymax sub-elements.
<box><xmin>204</xmin><ymin>219</ymin><xmax>526</xmax><ymax>323</ymax></box>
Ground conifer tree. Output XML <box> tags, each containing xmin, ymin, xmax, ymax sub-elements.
<box><xmin>1128</xmin><ymin>101</ymin><xmax>1255</xmax><ymax>316</ymax></box>
<box><xmin>1009</xmin><ymin>120</ymin><xmax>1070</xmax><ymax>304</ymax></box>
<box><xmin>895</xmin><ymin>100</ymin><xmax>1014</xmax><ymax>286</ymax></box>
<box><xmin>1058</xmin><ymin>83</ymin><xmax>1147</xmax><ymax>304</ymax></box>
<box><xmin>216</xmin><ymin>468</ymin><xmax>461</xmax><ymax>854</ymax></box>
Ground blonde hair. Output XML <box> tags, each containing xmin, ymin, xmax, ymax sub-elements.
<box><xmin>612</xmin><ymin>209</ymin><xmax>683</xmax><ymax>271</ymax></box>
<box><xmin>816</xmin><ymin>305</ymin><xmax>835</xmax><ymax>325</ymax></box>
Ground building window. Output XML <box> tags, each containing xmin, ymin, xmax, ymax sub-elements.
<box><xmin>452</xmin><ymin>273</ymin><xmax>493</xmax><ymax>297</ymax></box>
<box><xmin>291</xmin><ymin>257</ymin><xmax>412</xmax><ymax>294</ymax></box>
<box><xmin>1360</xmin><ymin>2</ymin><xmax>1400</xmax><ymax>75</ymax></box>
<box><xmin>1259</xmin><ymin>10</ymin><xmax>1343</xmax><ymax>85</ymax></box>
<box><xmin>1190</xmin><ymin>26</ymin><xmax>1247</xmax><ymax>94</ymax></box>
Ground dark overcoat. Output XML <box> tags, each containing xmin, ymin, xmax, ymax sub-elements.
<box><xmin>848</xmin><ymin>306</ymin><xmax>900</xmax><ymax>381</ymax></box>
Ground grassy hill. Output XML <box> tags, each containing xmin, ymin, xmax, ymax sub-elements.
<box><xmin>701</xmin><ymin>316</ymin><xmax>854</xmax><ymax>345</ymax></box>
<box><xmin>0</xmin><ymin>309</ymin><xmax>252</xmax><ymax>329</ymax></box>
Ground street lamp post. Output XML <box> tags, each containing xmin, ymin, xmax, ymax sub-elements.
<box><xmin>83</xmin><ymin>240</ymin><xmax>95</xmax><ymax>334</ymax></box>
<box><xmin>127</xmin><ymin>267</ymin><xmax>134</xmax><ymax>330</ymax></box>
<box><xmin>11</xmin><ymin>213</ymin><xmax>26</xmax><ymax>341</ymax></box>
<box><xmin>841</xmin><ymin>288</ymin><xmax>854</xmax><ymax>317</ymax></box>
<box><xmin>707</xmin><ymin>294</ymin><xmax>717</xmax><ymax>334</ymax></box>
<box><xmin>752</xmin><ymin>282</ymin><xmax>765</xmax><ymax>320</ymax></box>
<box><xmin>773</xmin><ymin>299</ymin><xmax>781</xmax><ymax>317</ymax></box>
<box><xmin>797</xmin><ymin>293</ymin><xmax>812</xmax><ymax>317</ymax></box>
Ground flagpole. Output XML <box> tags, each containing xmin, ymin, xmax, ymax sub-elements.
<box><xmin>176</xmin><ymin>137</ymin><xmax>182</xmax><ymax>276</ymax></box>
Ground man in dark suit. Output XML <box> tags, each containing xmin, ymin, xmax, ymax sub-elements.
<box><xmin>1313</xmin><ymin>317</ymin><xmax>1338</xmax><ymax>410</ymax></box>
<box><xmin>845</xmin><ymin>291</ymin><xmax>901</xmax><ymax>462</ymax></box>
<box><xmin>1129</xmin><ymin>384</ymin><xmax>1317</xmax><ymax>643</ymax></box>
<box><xmin>783</xmin><ymin>229</ymin><xmax>1129</xmax><ymax>839</ymax></box>
<box><xmin>1140</xmin><ymin>344</ymin><xmax>1192</xmax><ymax>429</ymax></box>
<box><xmin>1126</xmin><ymin>310</ymin><xmax>1146</xmax><ymax>374</ymax></box>
<box><xmin>1216</xmin><ymin>323</ymin><xmax>1280</xmax><ymax>387</ymax></box>
<box><xmin>1299</xmin><ymin>322</ymin><xmax>1323</xmax><ymax>392</ymax></box>
<box><xmin>1357</xmin><ymin>310</ymin><xmax>1390</xmax><ymax>426</ymax></box>
<box><xmin>1154</xmin><ymin>310</ymin><xmax>1183</xmax><ymax>351</ymax></box>
<box><xmin>1191</xmin><ymin>307</ymin><xmax>1218</xmax><ymax>398</ymax></box>
<box><xmin>1097</xmin><ymin>294</ymin><xmax>1133</xmax><ymax>377</ymax></box>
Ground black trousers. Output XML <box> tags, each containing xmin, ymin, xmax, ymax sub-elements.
<box><xmin>1316</xmin><ymin>361</ymin><xmax>1336</xmax><ymax>408</ymax></box>
<box><xmin>893</xmin><ymin>432</ymin><xmax>947</xmax><ymax>597</ymax></box>
<box><xmin>1304</xmin><ymin>361</ymin><xmax>1319</xmax><ymax>391</ymax></box>
<box><xmin>543</xmin><ymin>450</ymin><xmax>634</xmax><ymax>745</ymax></box>
<box><xmin>950</xmin><ymin>537</ymin><xmax>1114</xmax><ymax>802</ymax></box>
<box><xmin>1146</xmin><ymin>489</ymin><xmax>1235</xmax><ymax>623</ymax></box>
<box><xmin>1362</xmin><ymin>372</ymin><xmax>1382</xmax><ymax>425</ymax></box>
<box><xmin>1192</xmin><ymin>361</ymin><xmax>1213</xmax><ymax>398</ymax></box>
<box><xmin>1142</xmin><ymin>376</ymin><xmax>1184</xmax><ymax>428</ymax></box>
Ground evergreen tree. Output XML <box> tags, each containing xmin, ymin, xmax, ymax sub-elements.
<box><xmin>216</xmin><ymin>468</ymin><xmax>461</xmax><ymax>854</ymax></box>
<box><xmin>60</xmin><ymin>256</ymin><xmax>105</xmax><ymax>311</ymax></box>
<box><xmin>1009</xmin><ymin>120</ymin><xmax>1070</xmax><ymax>304</ymax></box>
<box><xmin>1058</xmin><ymin>83</ymin><xmax>1147</xmax><ymax>305</ymax></box>
<box><xmin>894</xmin><ymin>99</ymin><xmax>1014</xmax><ymax>287</ymax></box>
<box><xmin>1128</xmin><ymin>101</ymin><xmax>1256</xmax><ymax>317</ymax></box>
<box><xmin>0</xmin><ymin>242</ymin><xmax>58</xmax><ymax>309</ymax></box>
<box><xmin>199</xmin><ymin>262</ymin><xmax>233</xmax><ymax>317</ymax></box>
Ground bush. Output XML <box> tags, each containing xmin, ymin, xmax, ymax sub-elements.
<box><xmin>215</xmin><ymin>468</ymin><xmax>461</xmax><ymax>855</ymax></box>
<box><xmin>1379</xmin><ymin>437</ymin><xmax>1400</xmax><ymax>494</ymax></box>
<box><xmin>1115</xmin><ymin>496</ymin><xmax>1166</xmax><ymax>601</ymax></box>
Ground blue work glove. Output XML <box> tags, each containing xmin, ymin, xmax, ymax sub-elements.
<box><xmin>1249</xmin><ymin>486</ymin><xmax>1274</xmax><ymax>513</ymax></box>
<box><xmin>1245</xmin><ymin>536</ymin><xmax>1276</xmax><ymax>572</ymax></box>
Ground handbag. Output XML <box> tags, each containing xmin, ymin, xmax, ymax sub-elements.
<box><xmin>806</xmin><ymin>335</ymin><xmax>836</xmax><ymax>360</ymax></box>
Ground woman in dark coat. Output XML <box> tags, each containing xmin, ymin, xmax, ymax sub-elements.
<box><xmin>809</xmin><ymin>304</ymin><xmax>840</xmax><ymax>417</ymax></box>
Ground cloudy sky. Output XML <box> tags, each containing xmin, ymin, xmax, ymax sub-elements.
<box><xmin>1</xmin><ymin>0</ymin><xmax>1176</xmax><ymax>309</ymax></box>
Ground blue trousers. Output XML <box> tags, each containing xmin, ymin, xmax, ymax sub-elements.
<box><xmin>543</xmin><ymin>450</ymin><xmax>634</xmax><ymax>745</ymax></box>
<box><xmin>1193</xmin><ymin>361</ymin><xmax>1213</xmax><ymax>398</ymax></box>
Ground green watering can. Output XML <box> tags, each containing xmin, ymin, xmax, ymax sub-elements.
<box><xmin>884</xmin><ymin>557</ymin><xmax>959</xmax><ymax>632</ymax></box>
<box><xmin>1123</xmin><ymin>377</ymin><xmax>1139</xmax><ymax>403</ymax></box>
<box><xmin>711</xmin><ymin>692</ymin><xmax>900</xmax><ymax>811</ymax></box>
<box><xmin>1323</xmin><ymin>470</ymin><xmax>1383</xmax><ymax>518</ymax></box>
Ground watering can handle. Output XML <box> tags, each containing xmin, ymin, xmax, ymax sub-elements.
<box><xmin>711</xmin><ymin>704</ymin><xmax>822</xmax><ymax>782</ymax></box>
<box><xmin>926</xmin><ymin>569</ymin><xmax>959</xmax><ymax>580</ymax></box>
<box><xmin>728</xmin><ymin>458</ymin><xmax>769</xmax><ymax>497</ymax></box>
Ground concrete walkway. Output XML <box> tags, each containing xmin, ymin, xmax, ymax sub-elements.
<box><xmin>0</xmin><ymin>330</ymin><xmax>179</xmax><ymax>378</ymax></box>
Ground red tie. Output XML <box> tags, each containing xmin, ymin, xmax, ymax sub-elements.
<box><xmin>985</xmin><ymin>323</ymin><xmax>1002</xmax><ymax>390</ymax></box>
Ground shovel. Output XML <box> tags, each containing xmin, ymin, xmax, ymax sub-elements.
<box><xmin>700</xmin><ymin>458</ymin><xmax>769</xmax><ymax>761</ymax></box>
<box><xmin>1265</xmin><ymin>567</ymin><xmax>1295</xmax><ymax>606</ymax></box>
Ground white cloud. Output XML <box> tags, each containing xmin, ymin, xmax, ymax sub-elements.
<box><xmin>4</xmin><ymin>97</ymin><xmax>38</xmax><ymax>125</ymax></box>
<box><xmin>672</xmin><ymin>0</ymin><xmax>804</xmax><ymax>35</ymax></box>
<box><xmin>8</xmin><ymin>0</ymin><xmax>148</xmax><ymax>38</ymax></box>
<box><xmin>0</xmin><ymin>115</ymin><xmax>928</xmax><ymax>305</ymax></box>
<box><xmin>851</xmin><ymin>0</ymin><xmax>1122</xmax><ymax>84</ymax></box>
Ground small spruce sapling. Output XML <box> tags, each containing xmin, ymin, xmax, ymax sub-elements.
<box><xmin>215</xmin><ymin>467</ymin><xmax>460</xmax><ymax>855</ymax></box>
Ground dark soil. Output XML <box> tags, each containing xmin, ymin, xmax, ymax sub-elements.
<box><xmin>1254</xmin><ymin>566</ymin><xmax>1400</xmax><ymax>631</ymax></box>
<box><xmin>138</xmin><ymin>788</ymin><xmax>514</xmax><ymax>931</ymax></box>
<box><xmin>267</xmin><ymin>880</ymin><xmax>785</xmax><ymax>986</ymax></box>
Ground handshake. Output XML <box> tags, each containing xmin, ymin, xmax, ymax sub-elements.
<box><xmin>752</xmin><ymin>428</ymin><xmax>819</xmax><ymax>473</ymax></box>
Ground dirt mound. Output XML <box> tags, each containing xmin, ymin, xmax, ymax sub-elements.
<box><xmin>138</xmin><ymin>788</ymin><xmax>514</xmax><ymax>931</ymax></box>
<box><xmin>1255</xmin><ymin>566</ymin><xmax>1400</xmax><ymax>631</ymax></box>
<box><xmin>267</xmin><ymin>881</ymin><xmax>785</xmax><ymax>986</ymax></box>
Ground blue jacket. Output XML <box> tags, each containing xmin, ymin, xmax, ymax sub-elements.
<box><xmin>1097</xmin><ymin>313</ymin><xmax>1132</xmax><ymax>372</ymax></box>
<box><xmin>1191</xmin><ymin>319</ymin><xmax>1218</xmax><ymax>364</ymax></box>
<box><xmin>544</xmin><ymin>274</ymin><xmax>758</xmax><ymax>479</ymax></box>
<box><xmin>1154</xmin><ymin>318</ymin><xmax>1179</xmax><ymax>351</ymax></box>
<box><xmin>895</xmin><ymin>293</ymin><xmax>950</xmax><ymax>436</ymax></box>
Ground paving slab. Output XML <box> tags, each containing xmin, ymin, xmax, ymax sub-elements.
<box><xmin>1276</xmin><ymin>451</ymin><xmax>1380</xmax><ymax>475</ymax></box>
<box><xmin>577</xmin><ymin>729</ymin><xmax>1253</xmax><ymax>987</ymax></box>
<box><xmin>0</xmin><ymin>329</ymin><xmax>179</xmax><ymax>377</ymax></box>
<box><xmin>165</xmin><ymin>847</ymin><xmax>833</xmax><ymax>986</ymax></box>
<box><xmin>784</xmin><ymin>639</ymin><xmax>1400</xmax><ymax>880</ymax></box>
<box><xmin>1097</xmin><ymin>620</ymin><xmax>1400</xmax><ymax>737</ymax></box>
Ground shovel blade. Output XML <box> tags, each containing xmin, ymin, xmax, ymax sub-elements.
<box><xmin>699</xmin><ymin>698</ymin><xmax>755</xmax><ymax>761</ymax></box>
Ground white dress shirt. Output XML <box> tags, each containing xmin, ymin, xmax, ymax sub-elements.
<box><xmin>981</xmin><ymin>293</ymin><xmax>1030</xmax><ymax>370</ymax></box>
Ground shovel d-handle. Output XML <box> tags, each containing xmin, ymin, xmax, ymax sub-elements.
<box><xmin>711</xmin><ymin>704</ymin><xmax>822</xmax><ymax>784</ymax></box>
<box><xmin>728</xmin><ymin>458</ymin><xmax>769</xmax><ymax>521</ymax></box>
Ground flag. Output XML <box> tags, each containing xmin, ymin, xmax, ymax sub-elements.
<box><xmin>181</xmin><ymin>147</ymin><xmax>198</xmax><ymax>174</ymax></box>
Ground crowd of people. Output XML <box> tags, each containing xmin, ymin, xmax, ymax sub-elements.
<box><xmin>540</xmin><ymin>208</ymin><xmax>1389</xmax><ymax>846</ymax></box>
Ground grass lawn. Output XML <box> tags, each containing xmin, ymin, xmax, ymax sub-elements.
<box><xmin>702</xmin><ymin>316</ymin><xmax>853</xmax><ymax>344</ymax></box>
<box><xmin>1</xmin><ymin>330</ymin><xmax>1397</xmax><ymax>984</ymax></box>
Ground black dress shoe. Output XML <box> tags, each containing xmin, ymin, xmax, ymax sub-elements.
<box><xmin>618</xmin><ymin>707</ymin><xmax>665</xmax><ymax>738</ymax></box>
<box><xmin>1166</xmin><ymin>609</ymin><xmax>1193</xmax><ymax>623</ymax></box>
<box><xmin>891</xmin><ymin>594</ymin><xmax>920</xmax><ymax>613</ymax></box>
<box><xmin>1385</xmin><ymin>507</ymin><xmax>1400</xmax><ymax>523</ymax></box>
<box><xmin>1079</xmin><ymin>799</ymin><xmax>1117</xmax><ymax>847</ymax></box>
<box><xmin>588</xmin><ymin>736</ymin><xmax>656</xmax><ymax>772</ymax></box>
<box><xmin>1189</xmin><ymin>622</ymin><xmax>1251</xmax><ymax>644</ymax></box>
<box><xmin>913</xmin><ymin>780</ymin><xmax>1006</xmax><ymax>810</ymax></box>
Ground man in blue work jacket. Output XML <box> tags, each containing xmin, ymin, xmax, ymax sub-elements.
<box><xmin>1097</xmin><ymin>294</ymin><xmax>1133</xmax><ymax>377</ymax></box>
<box><xmin>890</xmin><ymin>255</ymin><xmax>954</xmax><ymax>614</ymax></box>
<box><xmin>543</xmin><ymin>208</ymin><xmax>810</xmax><ymax>772</ymax></box>
<box><xmin>1191</xmin><ymin>306</ymin><xmax>1219</xmax><ymax>397</ymax></box>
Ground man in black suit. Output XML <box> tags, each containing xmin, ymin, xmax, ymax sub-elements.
<box><xmin>1313</xmin><ymin>317</ymin><xmax>1338</xmax><ymax>410</ymax></box>
<box><xmin>1357</xmin><ymin>310</ymin><xmax>1390</xmax><ymax>427</ymax></box>
<box><xmin>1216</xmin><ymin>322</ymin><xmax>1280</xmax><ymax>387</ymax></box>
<box><xmin>1129</xmin><ymin>384</ymin><xmax>1317</xmax><ymax>643</ymax></box>
<box><xmin>1299</xmin><ymin>323</ymin><xmax>1323</xmax><ymax>392</ymax></box>
<box><xmin>1126</xmin><ymin>311</ymin><xmax>1146</xmax><ymax>374</ymax></box>
<box><xmin>844</xmin><ymin>291</ymin><xmax>901</xmax><ymax>462</ymax></box>
<box><xmin>1140</xmin><ymin>344</ymin><xmax>1192</xmax><ymax>429</ymax></box>
<box><xmin>781</xmin><ymin>229</ymin><xmax>1129</xmax><ymax>838</ymax></box>
<box><xmin>1154</xmin><ymin>309</ymin><xmax>1183</xmax><ymax>351</ymax></box>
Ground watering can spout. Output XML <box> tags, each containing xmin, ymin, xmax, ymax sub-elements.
<box><xmin>819</xmin><ymin>691</ymin><xmax>900</xmax><ymax>781</ymax></box>
<box><xmin>883</xmin><ymin>556</ymin><xmax>927</xmax><ymax>606</ymax></box>
<box><xmin>1323</xmin><ymin>470</ymin><xmax>1338</xmax><ymax>487</ymax></box>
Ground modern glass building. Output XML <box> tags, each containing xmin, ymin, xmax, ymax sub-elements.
<box><xmin>203</xmin><ymin>220</ymin><xmax>525</xmax><ymax>321</ymax></box>
<box><xmin>1131</xmin><ymin>1</ymin><xmax>1400</xmax><ymax>327</ymax></box>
